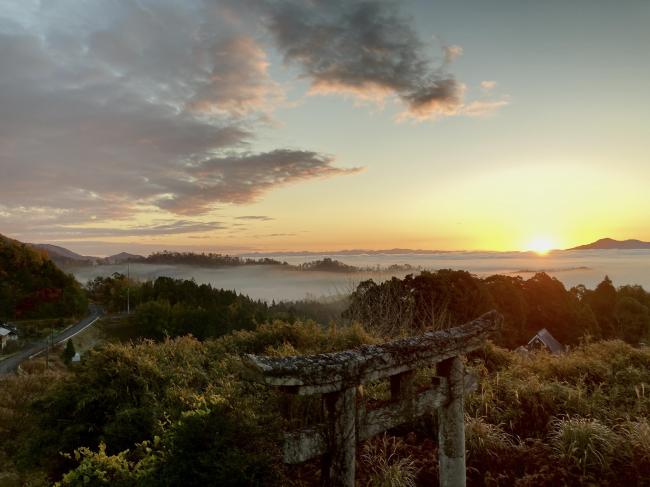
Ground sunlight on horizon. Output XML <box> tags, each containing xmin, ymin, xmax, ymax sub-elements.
<box><xmin>526</xmin><ymin>237</ymin><xmax>556</xmax><ymax>255</ymax></box>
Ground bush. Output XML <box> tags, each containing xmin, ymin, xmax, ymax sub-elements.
<box><xmin>62</xmin><ymin>339</ymin><xmax>76</xmax><ymax>364</ymax></box>
<box><xmin>549</xmin><ymin>417</ymin><xmax>618</xmax><ymax>475</ymax></box>
<box><xmin>8</xmin><ymin>319</ymin><xmax>378</xmax><ymax>484</ymax></box>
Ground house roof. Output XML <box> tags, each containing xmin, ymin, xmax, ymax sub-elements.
<box><xmin>528</xmin><ymin>328</ymin><xmax>564</xmax><ymax>354</ymax></box>
<box><xmin>0</xmin><ymin>326</ymin><xmax>16</xmax><ymax>337</ymax></box>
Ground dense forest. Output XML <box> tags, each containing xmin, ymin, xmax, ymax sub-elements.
<box><xmin>87</xmin><ymin>269</ymin><xmax>650</xmax><ymax>350</ymax></box>
<box><xmin>86</xmin><ymin>273</ymin><xmax>347</xmax><ymax>340</ymax></box>
<box><xmin>0</xmin><ymin>234</ymin><xmax>87</xmax><ymax>320</ymax></box>
<box><xmin>345</xmin><ymin>270</ymin><xmax>650</xmax><ymax>348</ymax></box>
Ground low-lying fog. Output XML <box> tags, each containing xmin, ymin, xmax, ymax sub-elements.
<box><xmin>71</xmin><ymin>249</ymin><xmax>650</xmax><ymax>302</ymax></box>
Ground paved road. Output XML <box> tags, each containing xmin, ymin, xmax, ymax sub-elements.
<box><xmin>0</xmin><ymin>305</ymin><xmax>103</xmax><ymax>375</ymax></box>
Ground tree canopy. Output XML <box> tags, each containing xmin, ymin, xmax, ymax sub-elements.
<box><xmin>0</xmin><ymin>234</ymin><xmax>87</xmax><ymax>320</ymax></box>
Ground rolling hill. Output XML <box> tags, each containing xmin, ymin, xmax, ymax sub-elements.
<box><xmin>30</xmin><ymin>243</ymin><xmax>97</xmax><ymax>266</ymax></box>
<box><xmin>569</xmin><ymin>238</ymin><xmax>650</xmax><ymax>250</ymax></box>
<box><xmin>0</xmin><ymin>234</ymin><xmax>87</xmax><ymax>319</ymax></box>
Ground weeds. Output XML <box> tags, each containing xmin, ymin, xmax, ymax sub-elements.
<box><xmin>362</xmin><ymin>435</ymin><xmax>417</xmax><ymax>487</ymax></box>
<box><xmin>549</xmin><ymin>416</ymin><xmax>617</xmax><ymax>475</ymax></box>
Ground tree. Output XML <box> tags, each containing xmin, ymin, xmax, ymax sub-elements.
<box><xmin>522</xmin><ymin>273</ymin><xmax>598</xmax><ymax>344</ymax></box>
<box><xmin>586</xmin><ymin>276</ymin><xmax>618</xmax><ymax>338</ymax></box>
<box><xmin>62</xmin><ymin>339</ymin><xmax>76</xmax><ymax>364</ymax></box>
<box><xmin>614</xmin><ymin>297</ymin><xmax>650</xmax><ymax>344</ymax></box>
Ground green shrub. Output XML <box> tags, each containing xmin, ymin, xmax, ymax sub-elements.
<box><xmin>56</xmin><ymin>443</ymin><xmax>153</xmax><ymax>487</ymax></box>
<box><xmin>549</xmin><ymin>416</ymin><xmax>618</xmax><ymax>475</ymax></box>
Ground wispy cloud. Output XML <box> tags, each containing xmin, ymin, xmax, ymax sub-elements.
<box><xmin>15</xmin><ymin>220</ymin><xmax>225</xmax><ymax>239</ymax></box>
<box><xmin>235</xmin><ymin>215</ymin><xmax>275</xmax><ymax>221</ymax></box>
<box><xmin>480</xmin><ymin>80</ymin><xmax>498</xmax><ymax>90</ymax></box>
<box><xmin>161</xmin><ymin>149</ymin><xmax>363</xmax><ymax>213</ymax></box>
<box><xmin>443</xmin><ymin>45</ymin><xmax>464</xmax><ymax>64</ymax></box>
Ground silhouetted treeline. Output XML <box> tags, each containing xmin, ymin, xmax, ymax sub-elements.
<box><xmin>344</xmin><ymin>270</ymin><xmax>650</xmax><ymax>347</ymax></box>
<box><xmin>298</xmin><ymin>257</ymin><xmax>359</xmax><ymax>273</ymax></box>
<box><xmin>0</xmin><ymin>234</ymin><xmax>87</xmax><ymax>320</ymax></box>
<box><xmin>136</xmin><ymin>252</ymin><xmax>413</xmax><ymax>274</ymax></box>
<box><xmin>141</xmin><ymin>251</ymin><xmax>289</xmax><ymax>267</ymax></box>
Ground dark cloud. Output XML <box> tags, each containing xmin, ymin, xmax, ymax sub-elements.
<box><xmin>160</xmin><ymin>149</ymin><xmax>362</xmax><ymax>213</ymax></box>
<box><xmin>12</xmin><ymin>220</ymin><xmax>225</xmax><ymax>239</ymax></box>
<box><xmin>265</xmin><ymin>0</ymin><xmax>465</xmax><ymax>118</ymax></box>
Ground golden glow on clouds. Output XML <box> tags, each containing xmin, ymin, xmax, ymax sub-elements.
<box><xmin>43</xmin><ymin>161</ymin><xmax>650</xmax><ymax>254</ymax></box>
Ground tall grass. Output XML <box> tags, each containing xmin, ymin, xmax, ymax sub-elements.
<box><xmin>361</xmin><ymin>435</ymin><xmax>417</xmax><ymax>487</ymax></box>
<box><xmin>549</xmin><ymin>416</ymin><xmax>618</xmax><ymax>475</ymax></box>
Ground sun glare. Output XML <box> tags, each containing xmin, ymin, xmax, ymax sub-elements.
<box><xmin>527</xmin><ymin>237</ymin><xmax>555</xmax><ymax>255</ymax></box>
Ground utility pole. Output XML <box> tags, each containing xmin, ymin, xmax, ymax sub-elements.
<box><xmin>127</xmin><ymin>263</ymin><xmax>131</xmax><ymax>315</ymax></box>
<box><xmin>45</xmin><ymin>326</ymin><xmax>53</xmax><ymax>370</ymax></box>
<box><xmin>45</xmin><ymin>332</ymin><xmax>48</xmax><ymax>370</ymax></box>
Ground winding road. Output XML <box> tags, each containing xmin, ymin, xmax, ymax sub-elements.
<box><xmin>0</xmin><ymin>305</ymin><xmax>103</xmax><ymax>375</ymax></box>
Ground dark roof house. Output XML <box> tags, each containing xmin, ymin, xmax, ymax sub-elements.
<box><xmin>0</xmin><ymin>324</ymin><xmax>18</xmax><ymax>350</ymax></box>
<box><xmin>526</xmin><ymin>328</ymin><xmax>565</xmax><ymax>354</ymax></box>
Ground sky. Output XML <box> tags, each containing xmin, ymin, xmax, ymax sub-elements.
<box><xmin>1</xmin><ymin>0</ymin><xmax>649</xmax><ymax>256</ymax></box>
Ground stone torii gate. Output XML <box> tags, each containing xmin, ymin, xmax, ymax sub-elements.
<box><xmin>243</xmin><ymin>310</ymin><xmax>501</xmax><ymax>487</ymax></box>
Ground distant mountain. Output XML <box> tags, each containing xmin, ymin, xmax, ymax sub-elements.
<box><xmin>569</xmin><ymin>238</ymin><xmax>650</xmax><ymax>250</ymax></box>
<box><xmin>30</xmin><ymin>243</ymin><xmax>98</xmax><ymax>267</ymax></box>
<box><xmin>103</xmin><ymin>252</ymin><xmax>145</xmax><ymax>264</ymax></box>
<box><xmin>29</xmin><ymin>244</ymin><xmax>147</xmax><ymax>266</ymax></box>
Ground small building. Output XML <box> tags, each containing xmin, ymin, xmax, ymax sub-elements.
<box><xmin>526</xmin><ymin>328</ymin><xmax>565</xmax><ymax>354</ymax></box>
<box><xmin>0</xmin><ymin>324</ymin><xmax>18</xmax><ymax>351</ymax></box>
<box><xmin>71</xmin><ymin>352</ymin><xmax>81</xmax><ymax>363</ymax></box>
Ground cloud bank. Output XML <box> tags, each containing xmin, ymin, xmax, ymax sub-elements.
<box><xmin>0</xmin><ymin>0</ymin><xmax>504</xmax><ymax>239</ymax></box>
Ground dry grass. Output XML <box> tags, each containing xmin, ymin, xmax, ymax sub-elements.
<box><xmin>361</xmin><ymin>435</ymin><xmax>417</xmax><ymax>487</ymax></box>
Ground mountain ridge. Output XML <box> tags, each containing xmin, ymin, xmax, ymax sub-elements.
<box><xmin>29</xmin><ymin>244</ymin><xmax>144</xmax><ymax>266</ymax></box>
<box><xmin>568</xmin><ymin>238</ymin><xmax>650</xmax><ymax>250</ymax></box>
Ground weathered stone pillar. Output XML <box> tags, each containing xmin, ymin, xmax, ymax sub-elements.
<box><xmin>322</xmin><ymin>386</ymin><xmax>356</xmax><ymax>487</ymax></box>
<box><xmin>438</xmin><ymin>355</ymin><xmax>466</xmax><ymax>487</ymax></box>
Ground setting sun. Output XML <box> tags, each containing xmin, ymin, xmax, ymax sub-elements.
<box><xmin>527</xmin><ymin>237</ymin><xmax>555</xmax><ymax>255</ymax></box>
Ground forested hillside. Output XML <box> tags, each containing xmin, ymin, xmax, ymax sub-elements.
<box><xmin>0</xmin><ymin>234</ymin><xmax>87</xmax><ymax>320</ymax></box>
<box><xmin>345</xmin><ymin>270</ymin><xmax>650</xmax><ymax>348</ymax></box>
